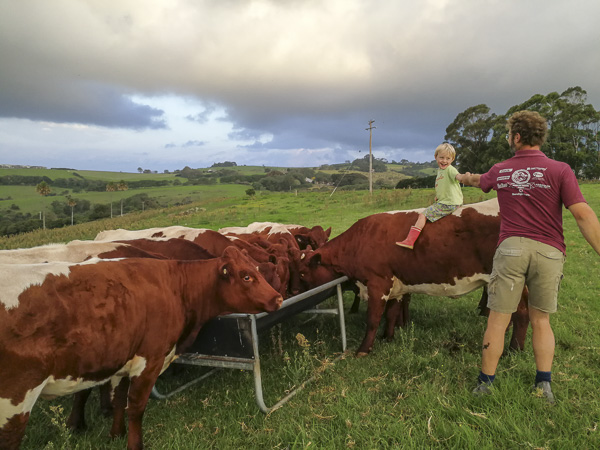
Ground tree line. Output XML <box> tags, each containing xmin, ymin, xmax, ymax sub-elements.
<box><xmin>445</xmin><ymin>86</ymin><xmax>600</xmax><ymax>178</ymax></box>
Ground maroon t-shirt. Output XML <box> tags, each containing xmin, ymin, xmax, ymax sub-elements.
<box><xmin>479</xmin><ymin>149</ymin><xmax>586</xmax><ymax>253</ymax></box>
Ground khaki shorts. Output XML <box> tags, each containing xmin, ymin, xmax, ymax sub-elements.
<box><xmin>487</xmin><ymin>236</ymin><xmax>565</xmax><ymax>314</ymax></box>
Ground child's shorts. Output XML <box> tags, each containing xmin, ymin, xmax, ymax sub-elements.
<box><xmin>424</xmin><ymin>202</ymin><xmax>461</xmax><ymax>222</ymax></box>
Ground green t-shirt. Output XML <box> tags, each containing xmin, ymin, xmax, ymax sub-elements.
<box><xmin>435</xmin><ymin>165</ymin><xmax>463</xmax><ymax>205</ymax></box>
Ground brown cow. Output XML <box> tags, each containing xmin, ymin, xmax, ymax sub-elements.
<box><xmin>298</xmin><ymin>198</ymin><xmax>529</xmax><ymax>356</ymax></box>
<box><xmin>0</xmin><ymin>246</ymin><xmax>282</xmax><ymax>450</ymax></box>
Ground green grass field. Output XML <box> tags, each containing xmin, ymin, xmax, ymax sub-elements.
<box><xmin>3</xmin><ymin>184</ymin><xmax>600</xmax><ymax>449</ymax></box>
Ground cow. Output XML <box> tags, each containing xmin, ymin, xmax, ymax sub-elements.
<box><xmin>219</xmin><ymin>222</ymin><xmax>331</xmax><ymax>250</ymax></box>
<box><xmin>297</xmin><ymin>198</ymin><xmax>529</xmax><ymax>356</ymax></box>
<box><xmin>0</xmin><ymin>246</ymin><xmax>283</xmax><ymax>450</ymax></box>
<box><xmin>94</xmin><ymin>226</ymin><xmax>234</xmax><ymax>259</ymax></box>
<box><xmin>0</xmin><ymin>240</ymin><xmax>166</xmax><ymax>264</ymax></box>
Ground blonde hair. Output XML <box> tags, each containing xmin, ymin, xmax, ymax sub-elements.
<box><xmin>434</xmin><ymin>142</ymin><xmax>456</xmax><ymax>160</ymax></box>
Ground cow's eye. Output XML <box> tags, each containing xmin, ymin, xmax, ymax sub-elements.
<box><xmin>243</xmin><ymin>275</ymin><xmax>252</xmax><ymax>282</ymax></box>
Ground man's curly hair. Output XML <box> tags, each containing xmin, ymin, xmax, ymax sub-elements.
<box><xmin>507</xmin><ymin>110</ymin><xmax>548</xmax><ymax>147</ymax></box>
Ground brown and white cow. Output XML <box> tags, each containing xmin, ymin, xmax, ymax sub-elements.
<box><xmin>95</xmin><ymin>226</ymin><xmax>234</xmax><ymax>259</ymax></box>
<box><xmin>0</xmin><ymin>246</ymin><xmax>282</xmax><ymax>450</ymax></box>
<box><xmin>298</xmin><ymin>198</ymin><xmax>529</xmax><ymax>356</ymax></box>
<box><xmin>0</xmin><ymin>240</ymin><xmax>166</xmax><ymax>264</ymax></box>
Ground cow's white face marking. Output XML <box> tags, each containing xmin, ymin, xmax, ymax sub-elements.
<box><xmin>0</xmin><ymin>380</ymin><xmax>47</xmax><ymax>427</ymax></box>
<box><xmin>382</xmin><ymin>274</ymin><xmax>490</xmax><ymax>301</ymax></box>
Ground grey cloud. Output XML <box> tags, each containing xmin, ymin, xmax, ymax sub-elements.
<box><xmin>182</xmin><ymin>140</ymin><xmax>206</xmax><ymax>147</ymax></box>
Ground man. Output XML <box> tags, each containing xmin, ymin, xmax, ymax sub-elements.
<box><xmin>456</xmin><ymin>110</ymin><xmax>600</xmax><ymax>403</ymax></box>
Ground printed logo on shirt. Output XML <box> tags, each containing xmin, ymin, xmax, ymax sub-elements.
<box><xmin>495</xmin><ymin>167</ymin><xmax>551</xmax><ymax>197</ymax></box>
<box><xmin>512</xmin><ymin>169</ymin><xmax>531</xmax><ymax>185</ymax></box>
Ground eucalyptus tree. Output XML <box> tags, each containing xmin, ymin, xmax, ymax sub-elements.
<box><xmin>507</xmin><ymin>87</ymin><xmax>600</xmax><ymax>178</ymax></box>
<box><xmin>444</xmin><ymin>104</ymin><xmax>504</xmax><ymax>173</ymax></box>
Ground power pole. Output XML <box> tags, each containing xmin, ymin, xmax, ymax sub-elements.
<box><xmin>366</xmin><ymin>120</ymin><xmax>376</xmax><ymax>195</ymax></box>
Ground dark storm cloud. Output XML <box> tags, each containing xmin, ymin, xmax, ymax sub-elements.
<box><xmin>1</xmin><ymin>0</ymin><xmax>599</xmax><ymax>171</ymax></box>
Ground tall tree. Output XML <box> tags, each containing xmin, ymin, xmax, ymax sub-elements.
<box><xmin>444</xmin><ymin>104</ymin><xmax>503</xmax><ymax>173</ymax></box>
<box><xmin>67</xmin><ymin>196</ymin><xmax>77</xmax><ymax>226</ymax></box>
<box><xmin>507</xmin><ymin>87</ymin><xmax>600</xmax><ymax>177</ymax></box>
<box><xmin>36</xmin><ymin>181</ymin><xmax>51</xmax><ymax>229</ymax></box>
<box><xmin>106</xmin><ymin>182</ymin><xmax>116</xmax><ymax>218</ymax></box>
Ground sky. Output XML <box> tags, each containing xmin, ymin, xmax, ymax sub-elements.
<box><xmin>1</xmin><ymin>0</ymin><xmax>599</xmax><ymax>173</ymax></box>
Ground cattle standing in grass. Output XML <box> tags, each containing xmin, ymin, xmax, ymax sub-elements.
<box><xmin>299</xmin><ymin>198</ymin><xmax>529</xmax><ymax>356</ymax></box>
<box><xmin>0</xmin><ymin>246</ymin><xmax>282</xmax><ymax>450</ymax></box>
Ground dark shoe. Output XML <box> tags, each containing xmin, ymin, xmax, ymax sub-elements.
<box><xmin>532</xmin><ymin>381</ymin><xmax>555</xmax><ymax>404</ymax></box>
<box><xmin>472</xmin><ymin>382</ymin><xmax>492</xmax><ymax>396</ymax></box>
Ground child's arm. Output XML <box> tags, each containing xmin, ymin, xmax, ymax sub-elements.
<box><xmin>456</xmin><ymin>172</ymin><xmax>481</xmax><ymax>187</ymax></box>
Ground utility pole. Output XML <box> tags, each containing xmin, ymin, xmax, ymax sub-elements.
<box><xmin>366</xmin><ymin>120</ymin><xmax>376</xmax><ymax>195</ymax></box>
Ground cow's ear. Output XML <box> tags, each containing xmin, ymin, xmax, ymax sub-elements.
<box><xmin>308</xmin><ymin>253</ymin><xmax>321</xmax><ymax>268</ymax></box>
<box><xmin>325</xmin><ymin>227</ymin><xmax>332</xmax><ymax>238</ymax></box>
<box><xmin>219</xmin><ymin>263</ymin><xmax>231</xmax><ymax>280</ymax></box>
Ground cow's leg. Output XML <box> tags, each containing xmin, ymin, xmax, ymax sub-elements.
<box><xmin>349</xmin><ymin>293</ymin><xmax>361</xmax><ymax>313</ymax></box>
<box><xmin>109</xmin><ymin>378</ymin><xmax>129</xmax><ymax>439</ymax></box>
<box><xmin>356</xmin><ymin>281</ymin><xmax>389</xmax><ymax>356</ymax></box>
<box><xmin>66</xmin><ymin>389</ymin><xmax>92</xmax><ymax>431</ymax></box>
<box><xmin>478</xmin><ymin>287</ymin><xmax>490</xmax><ymax>317</ymax></box>
<box><xmin>0</xmin><ymin>414</ymin><xmax>30</xmax><ymax>450</ymax></box>
<box><xmin>383</xmin><ymin>299</ymin><xmax>401</xmax><ymax>341</ymax></box>
<box><xmin>125</xmin><ymin>364</ymin><xmax>163</xmax><ymax>450</ymax></box>
<box><xmin>401</xmin><ymin>294</ymin><xmax>411</xmax><ymax>326</ymax></box>
<box><xmin>99</xmin><ymin>383</ymin><xmax>114</xmax><ymax>417</ymax></box>
<box><xmin>383</xmin><ymin>294</ymin><xmax>412</xmax><ymax>341</ymax></box>
<box><xmin>509</xmin><ymin>287</ymin><xmax>530</xmax><ymax>351</ymax></box>
<box><xmin>0</xmin><ymin>380</ymin><xmax>46</xmax><ymax>450</ymax></box>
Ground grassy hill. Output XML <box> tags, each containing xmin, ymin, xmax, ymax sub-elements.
<box><xmin>4</xmin><ymin>185</ymin><xmax>600</xmax><ymax>449</ymax></box>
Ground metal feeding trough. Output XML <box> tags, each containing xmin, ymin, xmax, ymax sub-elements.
<box><xmin>151</xmin><ymin>276</ymin><xmax>349</xmax><ymax>413</ymax></box>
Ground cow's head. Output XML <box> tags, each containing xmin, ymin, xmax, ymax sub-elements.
<box><xmin>294</xmin><ymin>248</ymin><xmax>339</xmax><ymax>293</ymax></box>
<box><xmin>217</xmin><ymin>246</ymin><xmax>283</xmax><ymax>314</ymax></box>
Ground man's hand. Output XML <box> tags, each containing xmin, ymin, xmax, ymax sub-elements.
<box><xmin>456</xmin><ymin>172</ymin><xmax>481</xmax><ymax>187</ymax></box>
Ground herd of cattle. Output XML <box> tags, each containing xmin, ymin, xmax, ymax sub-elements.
<box><xmin>0</xmin><ymin>197</ymin><xmax>529</xmax><ymax>449</ymax></box>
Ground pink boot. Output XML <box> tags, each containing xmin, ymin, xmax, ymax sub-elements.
<box><xmin>396</xmin><ymin>226</ymin><xmax>422</xmax><ymax>249</ymax></box>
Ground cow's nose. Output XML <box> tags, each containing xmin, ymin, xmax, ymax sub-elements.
<box><xmin>274</xmin><ymin>295</ymin><xmax>283</xmax><ymax>309</ymax></box>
